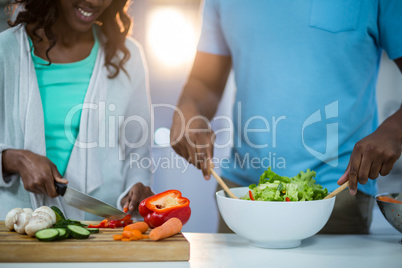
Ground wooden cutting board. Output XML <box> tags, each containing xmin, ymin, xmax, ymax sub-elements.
<box><xmin>0</xmin><ymin>221</ymin><xmax>189</xmax><ymax>262</ymax></box>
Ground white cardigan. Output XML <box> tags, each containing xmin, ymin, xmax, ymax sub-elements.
<box><xmin>0</xmin><ymin>26</ymin><xmax>153</xmax><ymax>220</ymax></box>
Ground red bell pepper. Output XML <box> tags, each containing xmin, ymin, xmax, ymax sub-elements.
<box><xmin>249</xmin><ymin>190</ymin><xmax>255</xmax><ymax>201</ymax></box>
<box><xmin>138</xmin><ymin>189</ymin><xmax>191</xmax><ymax>228</ymax></box>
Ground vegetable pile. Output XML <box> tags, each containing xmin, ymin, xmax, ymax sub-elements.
<box><xmin>112</xmin><ymin>218</ymin><xmax>183</xmax><ymax>241</ymax></box>
<box><xmin>5</xmin><ymin>206</ymin><xmax>56</xmax><ymax>236</ymax></box>
<box><xmin>113</xmin><ymin>222</ymin><xmax>149</xmax><ymax>241</ymax></box>
<box><xmin>35</xmin><ymin>206</ymin><xmax>98</xmax><ymax>241</ymax></box>
<box><xmin>242</xmin><ymin>167</ymin><xmax>328</xmax><ymax>202</ymax></box>
<box><xmin>138</xmin><ymin>190</ymin><xmax>191</xmax><ymax>228</ymax></box>
<box><xmin>5</xmin><ymin>205</ymin><xmax>99</xmax><ymax>241</ymax></box>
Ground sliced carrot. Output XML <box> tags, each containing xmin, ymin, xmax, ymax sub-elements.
<box><xmin>377</xmin><ymin>196</ymin><xmax>402</xmax><ymax>204</ymax></box>
<box><xmin>123</xmin><ymin>222</ymin><xmax>149</xmax><ymax>233</ymax></box>
<box><xmin>131</xmin><ymin>229</ymin><xmax>142</xmax><ymax>239</ymax></box>
<box><xmin>113</xmin><ymin>234</ymin><xmax>123</xmax><ymax>240</ymax></box>
<box><xmin>122</xmin><ymin>230</ymin><xmax>132</xmax><ymax>238</ymax></box>
<box><xmin>113</xmin><ymin>221</ymin><xmax>151</xmax><ymax>241</ymax></box>
<box><xmin>149</xmin><ymin>217</ymin><xmax>182</xmax><ymax>241</ymax></box>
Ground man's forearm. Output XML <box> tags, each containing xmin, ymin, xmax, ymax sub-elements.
<box><xmin>380</xmin><ymin>106</ymin><xmax>402</xmax><ymax>143</ymax></box>
<box><xmin>176</xmin><ymin>79</ymin><xmax>223</xmax><ymax>122</ymax></box>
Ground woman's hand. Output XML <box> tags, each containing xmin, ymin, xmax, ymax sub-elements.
<box><xmin>121</xmin><ymin>182</ymin><xmax>154</xmax><ymax>216</ymax></box>
<box><xmin>2</xmin><ymin>149</ymin><xmax>68</xmax><ymax>197</ymax></box>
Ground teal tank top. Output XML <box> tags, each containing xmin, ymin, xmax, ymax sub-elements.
<box><xmin>29</xmin><ymin>33</ymin><xmax>99</xmax><ymax>176</ymax></box>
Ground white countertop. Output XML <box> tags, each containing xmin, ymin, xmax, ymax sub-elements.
<box><xmin>1</xmin><ymin>232</ymin><xmax>401</xmax><ymax>268</ymax></box>
<box><xmin>2</xmin><ymin>207</ymin><xmax>401</xmax><ymax>268</ymax></box>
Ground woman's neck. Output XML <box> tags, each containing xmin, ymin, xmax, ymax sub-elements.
<box><xmin>51</xmin><ymin>15</ymin><xmax>94</xmax><ymax>47</ymax></box>
<box><xmin>26</xmin><ymin>21</ymin><xmax>95</xmax><ymax>63</ymax></box>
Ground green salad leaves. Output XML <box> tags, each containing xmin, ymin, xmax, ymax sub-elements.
<box><xmin>241</xmin><ymin>167</ymin><xmax>328</xmax><ymax>201</ymax></box>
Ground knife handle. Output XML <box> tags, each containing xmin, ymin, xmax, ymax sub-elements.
<box><xmin>54</xmin><ymin>181</ymin><xmax>67</xmax><ymax>196</ymax></box>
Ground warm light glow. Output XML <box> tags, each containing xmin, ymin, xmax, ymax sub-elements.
<box><xmin>147</xmin><ymin>7</ymin><xmax>197</xmax><ymax>67</ymax></box>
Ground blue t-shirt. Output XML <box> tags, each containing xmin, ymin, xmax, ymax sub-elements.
<box><xmin>29</xmin><ymin>32</ymin><xmax>99</xmax><ymax>176</ymax></box>
<box><xmin>198</xmin><ymin>0</ymin><xmax>402</xmax><ymax>196</ymax></box>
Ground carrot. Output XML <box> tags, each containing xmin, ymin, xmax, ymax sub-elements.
<box><xmin>122</xmin><ymin>230</ymin><xmax>132</xmax><ymax>238</ymax></box>
<box><xmin>113</xmin><ymin>234</ymin><xmax>123</xmax><ymax>240</ymax></box>
<box><xmin>149</xmin><ymin>217</ymin><xmax>182</xmax><ymax>241</ymax></box>
<box><xmin>142</xmin><ymin>234</ymin><xmax>149</xmax><ymax>239</ymax></box>
<box><xmin>123</xmin><ymin>222</ymin><xmax>149</xmax><ymax>233</ymax></box>
<box><xmin>131</xmin><ymin>230</ymin><xmax>143</xmax><ymax>239</ymax></box>
<box><xmin>113</xmin><ymin>221</ymin><xmax>151</xmax><ymax>241</ymax></box>
<box><xmin>377</xmin><ymin>196</ymin><xmax>402</xmax><ymax>204</ymax></box>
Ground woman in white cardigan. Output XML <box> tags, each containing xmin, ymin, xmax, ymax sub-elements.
<box><xmin>0</xmin><ymin>0</ymin><xmax>154</xmax><ymax>220</ymax></box>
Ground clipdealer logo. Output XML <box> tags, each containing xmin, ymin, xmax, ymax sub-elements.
<box><xmin>302</xmin><ymin>101</ymin><xmax>339</xmax><ymax>167</ymax></box>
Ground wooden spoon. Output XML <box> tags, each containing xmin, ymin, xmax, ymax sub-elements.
<box><xmin>324</xmin><ymin>181</ymin><xmax>349</xmax><ymax>200</ymax></box>
<box><xmin>209</xmin><ymin>163</ymin><xmax>238</xmax><ymax>199</ymax></box>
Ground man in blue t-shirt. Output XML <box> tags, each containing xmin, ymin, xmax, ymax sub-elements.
<box><xmin>170</xmin><ymin>0</ymin><xmax>402</xmax><ymax>233</ymax></box>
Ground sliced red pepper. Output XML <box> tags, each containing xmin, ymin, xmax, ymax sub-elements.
<box><xmin>100</xmin><ymin>219</ymin><xmax>109</xmax><ymax>228</ymax></box>
<box><xmin>249</xmin><ymin>190</ymin><xmax>255</xmax><ymax>201</ymax></box>
<box><xmin>123</xmin><ymin>207</ymin><xmax>129</xmax><ymax>213</ymax></box>
<box><xmin>138</xmin><ymin>189</ymin><xmax>191</xmax><ymax>228</ymax></box>
<box><xmin>108</xmin><ymin>214</ymin><xmax>133</xmax><ymax>228</ymax></box>
<box><xmin>285</xmin><ymin>197</ymin><xmax>290</xmax><ymax>202</ymax></box>
<box><xmin>120</xmin><ymin>214</ymin><xmax>132</xmax><ymax>222</ymax></box>
<box><xmin>88</xmin><ymin>215</ymin><xmax>132</xmax><ymax>229</ymax></box>
<box><xmin>108</xmin><ymin>221</ymin><xmax>117</xmax><ymax>229</ymax></box>
<box><xmin>88</xmin><ymin>223</ymin><xmax>102</xmax><ymax>228</ymax></box>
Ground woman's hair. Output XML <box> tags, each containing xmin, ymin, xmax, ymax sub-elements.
<box><xmin>8</xmin><ymin>0</ymin><xmax>131</xmax><ymax>78</ymax></box>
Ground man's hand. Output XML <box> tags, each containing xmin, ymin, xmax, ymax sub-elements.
<box><xmin>170</xmin><ymin>112</ymin><xmax>216</xmax><ymax>180</ymax></box>
<box><xmin>2</xmin><ymin>149</ymin><xmax>68</xmax><ymax>197</ymax></box>
<box><xmin>170</xmin><ymin>52</ymin><xmax>231</xmax><ymax>180</ymax></box>
<box><xmin>121</xmin><ymin>182</ymin><xmax>154</xmax><ymax>216</ymax></box>
<box><xmin>338</xmin><ymin>110</ymin><xmax>402</xmax><ymax>195</ymax></box>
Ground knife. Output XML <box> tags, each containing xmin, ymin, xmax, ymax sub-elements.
<box><xmin>55</xmin><ymin>181</ymin><xmax>127</xmax><ymax>220</ymax></box>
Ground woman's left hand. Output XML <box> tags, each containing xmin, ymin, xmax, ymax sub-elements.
<box><xmin>121</xmin><ymin>182</ymin><xmax>154</xmax><ymax>216</ymax></box>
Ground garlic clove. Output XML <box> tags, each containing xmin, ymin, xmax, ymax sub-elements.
<box><xmin>23</xmin><ymin>208</ymin><xmax>34</xmax><ymax>214</ymax></box>
<box><xmin>25</xmin><ymin>219</ymin><xmax>52</xmax><ymax>237</ymax></box>
<box><xmin>31</xmin><ymin>211</ymin><xmax>53</xmax><ymax>225</ymax></box>
<box><xmin>5</xmin><ymin>208</ymin><xmax>24</xmax><ymax>231</ymax></box>
<box><xmin>14</xmin><ymin>212</ymin><xmax>33</xmax><ymax>234</ymax></box>
<box><xmin>34</xmin><ymin>206</ymin><xmax>56</xmax><ymax>224</ymax></box>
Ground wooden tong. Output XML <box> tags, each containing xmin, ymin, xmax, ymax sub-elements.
<box><xmin>209</xmin><ymin>163</ymin><xmax>238</xmax><ymax>199</ymax></box>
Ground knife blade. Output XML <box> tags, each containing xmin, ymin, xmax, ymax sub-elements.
<box><xmin>55</xmin><ymin>181</ymin><xmax>127</xmax><ymax>220</ymax></box>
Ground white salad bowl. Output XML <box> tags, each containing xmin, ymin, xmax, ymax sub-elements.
<box><xmin>216</xmin><ymin>187</ymin><xmax>335</xmax><ymax>249</ymax></box>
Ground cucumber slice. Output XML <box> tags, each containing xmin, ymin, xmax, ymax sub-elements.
<box><xmin>36</xmin><ymin>228</ymin><xmax>60</xmax><ymax>241</ymax></box>
<box><xmin>67</xmin><ymin>225</ymin><xmax>91</xmax><ymax>239</ymax></box>
<box><xmin>65</xmin><ymin>219</ymin><xmax>83</xmax><ymax>225</ymax></box>
<box><xmin>55</xmin><ymin>228</ymin><xmax>69</xmax><ymax>239</ymax></box>
<box><xmin>86</xmin><ymin>228</ymin><xmax>99</xmax><ymax>234</ymax></box>
<box><xmin>53</xmin><ymin>219</ymin><xmax>85</xmax><ymax>228</ymax></box>
<box><xmin>51</xmin><ymin>206</ymin><xmax>66</xmax><ymax>222</ymax></box>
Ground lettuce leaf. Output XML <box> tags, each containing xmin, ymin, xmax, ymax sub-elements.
<box><xmin>241</xmin><ymin>167</ymin><xmax>328</xmax><ymax>201</ymax></box>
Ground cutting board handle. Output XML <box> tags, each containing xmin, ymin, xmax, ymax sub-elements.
<box><xmin>55</xmin><ymin>181</ymin><xmax>67</xmax><ymax>196</ymax></box>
